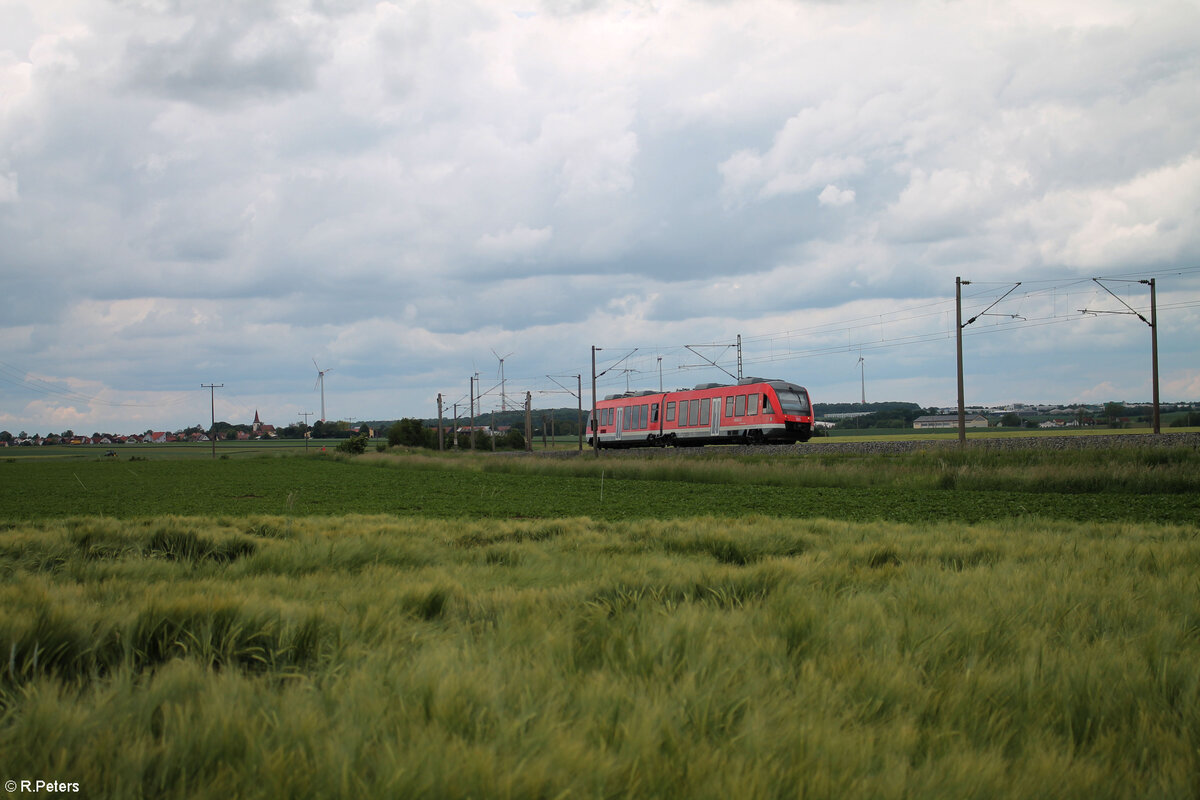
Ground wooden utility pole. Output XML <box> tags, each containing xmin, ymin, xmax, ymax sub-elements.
<box><xmin>1082</xmin><ymin>277</ymin><xmax>1161</xmax><ymax>434</ymax></box>
<box><xmin>437</xmin><ymin>393</ymin><xmax>444</xmax><ymax>450</ymax></box>
<box><xmin>591</xmin><ymin>346</ymin><xmax>599</xmax><ymax>457</ymax></box>
<box><xmin>955</xmin><ymin>278</ymin><xmax>966</xmax><ymax>445</ymax></box>
<box><xmin>956</xmin><ymin>278</ymin><xmax>1020</xmax><ymax>444</ymax></box>
<box><xmin>298</xmin><ymin>411</ymin><xmax>313</xmax><ymax>453</ymax></box>
<box><xmin>469</xmin><ymin>376</ymin><xmax>476</xmax><ymax>450</ymax></box>
<box><xmin>525</xmin><ymin>392</ymin><xmax>532</xmax><ymax>452</ymax></box>
<box><xmin>201</xmin><ymin>383</ymin><xmax>223</xmax><ymax>459</ymax></box>
<box><xmin>1147</xmin><ymin>278</ymin><xmax>1160</xmax><ymax>434</ymax></box>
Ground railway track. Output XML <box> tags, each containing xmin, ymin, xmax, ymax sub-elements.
<box><xmin>537</xmin><ymin>431</ymin><xmax>1200</xmax><ymax>458</ymax></box>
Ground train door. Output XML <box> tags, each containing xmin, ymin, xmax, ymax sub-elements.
<box><xmin>614</xmin><ymin>408</ymin><xmax>623</xmax><ymax>442</ymax></box>
<box><xmin>709</xmin><ymin>398</ymin><xmax>721</xmax><ymax>436</ymax></box>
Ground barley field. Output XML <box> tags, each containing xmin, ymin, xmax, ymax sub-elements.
<box><xmin>2</xmin><ymin>444</ymin><xmax>1198</xmax><ymax>798</ymax></box>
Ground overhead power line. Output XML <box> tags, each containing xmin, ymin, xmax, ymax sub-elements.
<box><xmin>448</xmin><ymin>266</ymin><xmax>1200</xmax><ymax>410</ymax></box>
<box><xmin>0</xmin><ymin>359</ymin><xmax>191</xmax><ymax>409</ymax></box>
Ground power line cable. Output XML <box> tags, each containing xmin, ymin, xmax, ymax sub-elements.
<box><xmin>0</xmin><ymin>360</ymin><xmax>191</xmax><ymax>408</ymax></box>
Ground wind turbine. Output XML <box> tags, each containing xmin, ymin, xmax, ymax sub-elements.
<box><xmin>313</xmin><ymin>358</ymin><xmax>332</xmax><ymax>422</ymax></box>
<box><xmin>491</xmin><ymin>349</ymin><xmax>513</xmax><ymax>412</ymax></box>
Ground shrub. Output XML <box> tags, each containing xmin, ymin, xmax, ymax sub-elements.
<box><xmin>337</xmin><ymin>434</ymin><xmax>369</xmax><ymax>455</ymax></box>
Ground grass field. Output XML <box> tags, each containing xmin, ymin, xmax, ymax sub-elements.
<box><xmin>2</xmin><ymin>444</ymin><xmax>1199</xmax><ymax>524</ymax></box>
<box><xmin>2</xmin><ymin>443</ymin><xmax>1199</xmax><ymax>798</ymax></box>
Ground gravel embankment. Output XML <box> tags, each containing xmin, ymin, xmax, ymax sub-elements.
<box><xmin>533</xmin><ymin>432</ymin><xmax>1200</xmax><ymax>458</ymax></box>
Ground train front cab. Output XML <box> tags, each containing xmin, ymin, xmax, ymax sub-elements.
<box><xmin>763</xmin><ymin>380</ymin><xmax>814</xmax><ymax>443</ymax></box>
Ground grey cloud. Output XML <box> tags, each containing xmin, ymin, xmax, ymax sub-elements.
<box><xmin>3</xmin><ymin>0</ymin><xmax>1199</xmax><ymax>435</ymax></box>
<box><xmin>122</xmin><ymin>6</ymin><xmax>326</xmax><ymax>106</ymax></box>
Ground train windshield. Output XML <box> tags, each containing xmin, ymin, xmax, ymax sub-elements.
<box><xmin>774</xmin><ymin>387</ymin><xmax>810</xmax><ymax>415</ymax></box>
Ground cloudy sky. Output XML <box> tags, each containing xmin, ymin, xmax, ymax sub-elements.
<box><xmin>2</xmin><ymin>0</ymin><xmax>1198</xmax><ymax>435</ymax></box>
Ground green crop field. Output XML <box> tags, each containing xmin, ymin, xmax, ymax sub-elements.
<box><xmin>2</xmin><ymin>443</ymin><xmax>1199</xmax><ymax>798</ymax></box>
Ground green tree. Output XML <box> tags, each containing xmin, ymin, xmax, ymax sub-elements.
<box><xmin>388</xmin><ymin>418</ymin><xmax>428</xmax><ymax>448</ymax></box>
<box><xmin>1001</xmin><ymin>413</ymin><xmax>1021</xmax><ymax>428</ymax></box>
<box><xmin>1103</xmin><ymin>402</ymin><xmax>1127</xmax><ymax>427</ymax></box>
<box><xmin>500</xmin><ymin>427</ymin><xmax>525</xmax><ymax>450</ymax></box>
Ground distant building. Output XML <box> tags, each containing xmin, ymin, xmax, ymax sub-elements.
<box><xmin>251</xmin><ymin>410</ymin><xmax>277</xmax><ymax>438</ymax></box>
<box><xmin>913</xmin><ymin>414</ymin><xmax>989</xmax><ymax>429</ymax></box>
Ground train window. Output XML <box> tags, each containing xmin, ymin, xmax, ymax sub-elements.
<box><xmin>735</xmin><ymin>395</ymin><xmax>746</xmax><ymax>416</ymax></box>
<box><xmin>666</xmin><ymin>402</ymin><xmax>675</xmax><ymax>422</ymax></box>
<box><xmin>642</xmin><ymin>404</ymin><xmax>649</xmax><ymax>428</ymax></box>
<box><xmin>688</xmin><ymin>399</ymin><xmax>700</xmax><ymax>426</ymax></box>
<box><xmin>651</xmin><ymin>403</ymin><xmax>659</xmax><ymax>423</ymax></box>
<box><xmin>762</xmin><ymin>395</ymin><xmax>773</xmax><ymax>415</ymax></box>
<box><xmin>606</xmin><ymin>408</ymin><xmax>613</xmax><ymax>426</ymax></box>
<box><xmin>775</xmin><ymin>388</ymin><xmax>810</xmax><ymax>414</ymax></box>
<box><xmin>699</xmin><ymin>400</ymin><xmax>709</xmax><ymax>426</ymax></box>
<box><xmin>748</xmin><ymin>394</ymin><xmax>759</xmax><ymax>415</ymax></box>
<box><xmin>724</xmin><ymin>396</ymin><xmax>735</xmax><ymax>418</ymax></box>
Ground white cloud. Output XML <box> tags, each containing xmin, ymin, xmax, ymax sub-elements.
<box><xmin>475</xmin><ymin>225</ymin><xmax>554</xmax><ymax>260</ymax></box>
<box><xmin>1020</xmin><ymin>156</ymin><xmax>1200</xmax><ymax>269</ymax></box>
<box><xmin>818</xmin><ymin>184</ymin><xmax>855</xmax><ymax>207</ymax></box>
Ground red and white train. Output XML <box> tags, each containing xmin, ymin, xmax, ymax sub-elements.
<box><xmin>587</xmin><ymin>378</ymin><xmax>814</xmax><ymax>448</ymax></box>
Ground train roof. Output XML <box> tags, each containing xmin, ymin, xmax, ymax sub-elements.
<box><xmin>599</xmin><ymin>379</ymin><xmax>808</xmax><ymax>402</ymax></box>
<box><xmin>695</xmin><ymin>378</ymin><xmax>806</xmax><ymax>391</ymax></box>
<box><xmin>602</xmin><ymin>389</ymin><xmax>662</xmax><ymax>401</ymax></box>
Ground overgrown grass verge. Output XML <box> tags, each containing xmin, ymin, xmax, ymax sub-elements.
<box><xmin>2</xmin><ymin>514</ymin><xmax>1199</xmax><ymax>798</ymax></box>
